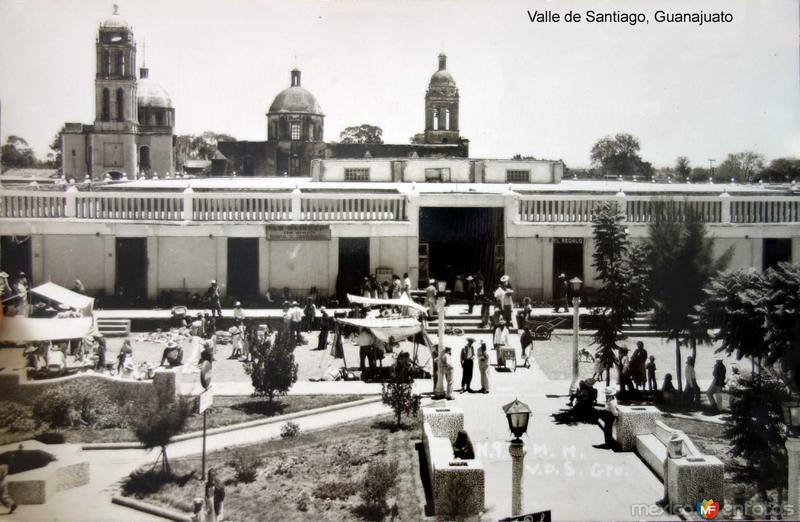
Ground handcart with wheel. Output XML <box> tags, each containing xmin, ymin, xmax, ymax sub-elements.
<box><xmin>523</xmin><ymin>317</ymin><xmax>566</xmax><ymax>341</ymax></box>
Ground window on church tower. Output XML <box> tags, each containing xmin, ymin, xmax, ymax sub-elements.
<box><xmin>101</xmin><ymin>89</ymin><xmax>110</xmax><ymax>121</ymax></box>
<box><xmin>116</xmin><ymin>88</ymin><xmax>124</xmax><ymax>121</ymax></box>
<box><xmin>445</xmin><ymin>109</ymin><xmax>451</xmax><ymax>130</ymax></box>
<box><xmin>433</xmin><ymin>109</ymin><xmax>439</xmax><ymax>130</ymax></box>
<box><xmin>116</xmin><ymin>51</ymin><xmax>124</xmax><ymax>76</ymax></box>
<box><xmin>101</xmin><ymin>51</ymin><xmax>110</xmax><ymax>76</ymax></box>
<box><xmin>291</xmin><ymin>123</ymin><xmax>301</xmax><ymax>140</ymax></box>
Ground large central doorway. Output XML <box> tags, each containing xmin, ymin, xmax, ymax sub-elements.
<box><xmin>115</xmin><ymin>238</ymin><xmax>147</xmax><ymax>306</ymax></box>
<box><xmin>228</xmin><ymin>238</ymin><xmax>259</xmax><ymax>305</ymax></box>
<box><xmin>0</xmin><ymin>236</ymin><xmax>32</xmax><ymax>283</ymax></box>
<box><xmin>552</xmin><ymin>238</ymin><xmax>584</xmax><ymax>302</ymax></box>
<box><xmin>337</xmin><ymin>237</ymin><xmax>370</xmax><ymax>298</ymax></box>
<box><xmin>419</xmin><ymin>207</ymin><xmax>504</xmax><ymax>290</ymax></box>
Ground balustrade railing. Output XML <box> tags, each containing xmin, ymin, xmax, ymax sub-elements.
<box><xmin>1</xmin><ymin>188</ymin><xmax>797</xmax><ymax>225</ymax></box>
<box><xmin>300</xmin><ymin>195</ymin><xmax>406</xmax><ymax>221</ymax></box>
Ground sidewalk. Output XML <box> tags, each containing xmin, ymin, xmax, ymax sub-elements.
<box><xmin>8</xmin><ymin>399</ymin><xmax>393</xmax><ymax>522</ymax></box>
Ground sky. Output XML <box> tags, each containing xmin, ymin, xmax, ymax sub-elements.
<box><xmin>0</xmin><ymin>0</ymin><xmax>798</xmax><ymax>168</ymax></box>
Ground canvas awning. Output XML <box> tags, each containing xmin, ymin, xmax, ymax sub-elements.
<box><xmin>346</xmin><ymin>293</ymin><xmax>428</xmax><ymax>314</ymax></box>
<box><xmin>335</xmin><ymin>316</ymin><xmax>422</xmax><ymax>343</ymax></box>
<box><xmin>31</xmin><ymin>282</ymin><xmax>94</xmax><ymax>316</ymax></box>
<box><xmin>0</xmin><ymin>316</ymin><xmax>94</xmax><ymax>342</ymax></box>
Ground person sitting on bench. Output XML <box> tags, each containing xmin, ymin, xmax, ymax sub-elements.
<box><xmin>453</xmin><ymin>430</ymin><xmax>475</xmax><ymax>460</ymax></box>
<box><xmin>160</xmin><ymin>341</ymin><xmax>183</xmax><ymax>367</ymax></box>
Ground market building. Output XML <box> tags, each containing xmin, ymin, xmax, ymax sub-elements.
<box><xmin>1</xmin><ymin>9</ymin><xmax>798</xmax><ymax>307</ymax></box>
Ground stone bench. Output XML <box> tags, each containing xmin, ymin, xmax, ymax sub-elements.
<box><xmin>420</xmin><ymin>406</ymin><xmax>485</xmax><ymax>516</ymax></box>
<box><xmin>635</xmin><ymin>420</ymin><xmax>724</xmax><ymax>509</ymax></box>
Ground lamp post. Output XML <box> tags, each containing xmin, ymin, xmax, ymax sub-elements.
<box><xmin>783</xmin><ymin>401</ymin><xmax>800</xmax><ymax>515</ymax></box>
<box><xmin>503</xmin><ymin>399</ymin><xmax>532</xmax><ymax>517</ymax></box>
<box><xmin>434</xmin><ymin>280</ymin><xmax>448</xmax><ymax>399</ymax></box>
<box><xmin>568</xmin><ymin>277</ymin><xmax>583</xmax><ymax>394</ymax></box>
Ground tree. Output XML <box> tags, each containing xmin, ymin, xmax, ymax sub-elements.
<box><xmin>647</xmin><ymin>201</ymin><xmax>731</xmax><ymax>392</ymax></box>
<box><xmin>697</xmin><ymin>263</ymin><xmax>800</xmax><ymax>393</ymax></box>
<box><xmin>246</xmin><ymin>331</ymin><xmax>298</xmax><ymax>403</ymax></box>
<box><xmin>1</xmin><ymin>135</ymin><xmax>36</xmax><ymax>169</ymax></box>
<box><xmin>175</xmin><ymin>131</ymin><xmax>236</xmax><ymax>161</ymax></box>
<box><xmin>590</xmin><ymin>201</ymin><xmax>636</xmax><ymax>385</ymax></box>
<box><xmin>512</xmin><ymin>154</ymin><xmax>537</xmax><ymax>160</ymax></box>
<box><xmin>381</xmin><ymin>382</ymin><xmax>421</xmax><ymax>429</ymax></box>
<box><xmin>675</xmin><ymin>156</ymin><xmax>691</xmax><ymax>180</ymax></box>
<box><xmin>689</xmin><ymin>166</ymin><xmax>712</xmax><ymax>183</ymax></box>
<box><xmin>717</xmin><ymin>152</ymin><xmax>765</xmax><ymax>183</ymax></box>
<box><xmin>761</xmin><ymin>157</ymin><xmax>800</xmax><ymax>183</ymax></box>
<box><xmin>726</xmin><ymin>375</ymin><xmax>791</xmax><ymax>514</ymax></box>
<box><xmin>339</xmin><ymin>124</ymin><xmax>384</xmax><ymax>144</ymax></box>
<box><xmin>409</xmin><ymin>133</ymin><xmax>425</xmax><ymax>144</ymax></box>
<box><xmin>49</xmin><ymin>125</ymin><xmax>66</xmax><ymax>169</ymax></box>
<box><xmin>590</xmin><ymin>133</ymin><xmax>653</xmax><ymax>178</ymax></box>
<box><xmin>130</xmin><ymin>397</ymin><xmax>193</xmax><ymax>475</ymax></box>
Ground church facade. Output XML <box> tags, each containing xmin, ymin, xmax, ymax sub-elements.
<box><xmin>61</xmin><ymin>7</ymin><xmax>175</xmax><ymax>181</ymax></box>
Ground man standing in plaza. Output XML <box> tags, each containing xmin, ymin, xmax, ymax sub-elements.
<box><xmin>316</xmin><ymin>307</ymin><xmax>331</xmax><ymax>350</ymax></box>
<box><xmin>460</xmin><ymin>338</ymin><xmax>476</xmax><ymax>392</ymax></box>
<box><xmin>289</xmin><ymin>301</ymin><xmax>304</xmax><ymax>346</ymax></box>
<box><xmin>425</xmin><ymin>279</ymin><xmax>437</xmax><ymax>317</ymax></box>
<box><xmin>441</xmin><ymin>346</ymin><xmax>455</xmax><ymax>400</ymax></box>
<box><xmin>465</xmin><ymin>275</ymin><xmax>476</xmax><ymax>314</ymax></box>
<box><xmin>554</xmin><ymin>273</ymin><xmax>569</xmax><ymax>313</ymax></box>
<box><xmin>496</xmin><ymin>275</ymin><xmax>514</xmax><ymax>326</ymax></box>
<box><xmin>205</xmin><ymin>280</ymin><xmax>222</xmax><ymax>319</ymax></box>
<box><xmin>402</xmin><ymin>273</ymin><xmax>412</xmax><ymax>298</ymax></box>
<box><xmin>357</xmin><ymin>327</ymin><xmax>375</xmax><ymax>372</ymax></box>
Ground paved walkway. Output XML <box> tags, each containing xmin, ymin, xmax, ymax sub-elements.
<box><xmin>6</xmin><ymin>315</ymin><xmax>708</xmax><ymax>521</ymax></box>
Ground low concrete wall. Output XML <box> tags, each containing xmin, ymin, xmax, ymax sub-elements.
<box><xmin>615</xmin><ymin>404</ymin><xmax>661</xmax><ymax>451</ymax></box>
<box><xmin>3</xmin><ymin>441</ymin><xmax>90</xmax><ymax>505</ymax></box>
<box><xmin>0</xmin><ymin>367</ymin><xmax>178</xmax><ymax>405</ymax></box>
<box><xmin>420</xmin><ymin>407</ymin><xmax>485</xmax><ymax>516</ymax></box>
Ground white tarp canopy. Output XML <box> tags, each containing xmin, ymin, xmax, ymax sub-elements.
<box><xmin>346</xmin><ymin>293</ymin><xmax>428</xmax><ymax>314</ymax></box>
<box><xmin>335</xmin><ymin>316</ymin><xmax>422</xmax><ymax>343</ymax></box>
<box><xmin>31</xmin><ymin>282</ymin><xmax>94</xmax><ymax>316</ymax></box>
<box><xmin>0</xmin><ymin>316</ymin><xmax>94</xmax><ymax>342</ymax></box>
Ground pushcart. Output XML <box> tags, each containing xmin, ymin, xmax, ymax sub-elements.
<box><xmin>523</xmin><ymin>317</ymin><xmax>567</xmax><ymax>341</ymax></box>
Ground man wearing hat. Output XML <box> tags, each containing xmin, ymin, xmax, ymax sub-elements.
<box><xmin>316</xmin><ymin>307</ymin><xmax>331</xmax><ymax>351</ymax></box>
<box><xmin>460</xmin><ymin>338</ymin><xmax>476</xmax><ymax>393</ymax></box>
<box><xmin>205</xmin><ymin>280</ymin><xmax>222</xmax><ymax>319</ymax></box>
<box><xmin>288</xmin><ymin>301</ymin><xmax>304</xmax><ymax>346</ymax></box>
<box><xmin>232</xmin><ymin>301</ymin><xmax>245</xmax><ymax>326</ymax></box>
<box><xmin>465</xmin><ymin>275</ymin><xmax>476</xmax><ymax>314</ymax></box>
<box><xmin>160</xmin><ymin>341</ymin><xmax>184</xmax><ymax>367</ymax></box>
<box><xmin>495</xmin><ymin>276</ymin><xmax>514</xmax><ymax>326</ymax></box>
<box><xmin>425</xmin><ymin>279</ymin><xmax>437</xmax><ymax>318</ymax></box>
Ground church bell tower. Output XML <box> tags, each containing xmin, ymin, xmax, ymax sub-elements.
<box><xmin>94</xmin><ymin>4</ymin><xmax>138</xmax><ymax>132</ymax></box>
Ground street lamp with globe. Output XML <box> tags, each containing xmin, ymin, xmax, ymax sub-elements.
<box><xmin>569</xmin><ymin>277</ymin><xmax>583</xmax><ymax>393</ymax></box>
<box><xmin>503</xmin><ymin>399</ymin><xmax>532</xmax><ymax>517</ymax></box>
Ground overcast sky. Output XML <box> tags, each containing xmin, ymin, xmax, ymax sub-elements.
<box><xmin>0</xmin><ymin>0</ymin><xmax>797</xmax><ymax>168</ymax></box>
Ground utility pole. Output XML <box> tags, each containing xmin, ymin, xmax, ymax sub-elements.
<box><xmin>708</xmin><ymin>159</ymin><xmax>716</xmax><ymax>180</ymax></box>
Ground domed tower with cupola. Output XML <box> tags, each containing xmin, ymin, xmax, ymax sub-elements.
<box><xmin>136</xmin><ymin>56</ymin><xmax>175</xmax><ymax>176</ymax></box>
<box><xmin>424</xmin><ymin>53</ymin><xmax>460</xmax><ymax>144</ymax></box>
<box><xmin>266</xmin><ymin>68</ymin><xmax>324</xmax><ymax>176</ymax></box>
<box><xmin>62</xmin><ymin>6</ymin><xmax>175</xmax><ymax>181</ymax></box>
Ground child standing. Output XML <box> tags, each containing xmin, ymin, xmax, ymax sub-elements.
<box><xmin>646</xmin><ymin>355</ymin><xmax>657</xmax><ymax>391</ymax></box>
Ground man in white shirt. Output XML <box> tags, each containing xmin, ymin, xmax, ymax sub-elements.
<box><xmin>441</xmin><ymin>346</ymin><xmax>455</xmax><ymax>400</ymax></box>
<box><xmin>402</xmin><ymin>273</ymin><xmax>412</xmax><ymax>297</ymax></box>
<box><xmin>289</xmin><ymin>301</ymin><xmax>304</xmax><ymax>346</ymax></box>
<box><xmin>357</xmin><ymin>328</ymin><xmax>375</xmax><ymax>371</ymax></box>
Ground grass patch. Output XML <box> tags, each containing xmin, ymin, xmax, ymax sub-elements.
<box><xmin>120</xmin><ymin>414</ymin><xmax>425</xmax><ymax>521</ymax></box>
<box><xmin>0</xmin><ymin>395</ymin><xmax>367</xmax><ymax>445</ymax></box>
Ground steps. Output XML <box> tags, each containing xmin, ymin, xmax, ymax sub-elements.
<box><xmin>96</xmin><ymin>318</ymin><xmax>131</xmax><ymax>337</ymax></box>
<box><xmin>621</xmin><ymin>312</ymin><xmax>661</xmax><ymax>338</ymax></box>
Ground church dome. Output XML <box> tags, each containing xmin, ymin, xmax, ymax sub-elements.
<box><xmin>100</xmin><ymin>6</ymin><xmax>130</xmax><ymax>30</ymax></box>
<box><xmin>268</xmin><ymin>69</ymin><xmax>322</xmax><ymax>115</ymax></box>
<box><xmin>429</xmin><ymin>69</ymin><xmax>456</xmax><ymax>87</ymax></box>
<box><xmin>137</xmin><ymin>79</ymin><xmax>172</xmax><ymax>108</ymax></box>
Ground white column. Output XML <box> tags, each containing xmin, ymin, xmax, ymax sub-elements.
<box><xmin>509</xmin><ymin>440</ymin><xmax>526</xmax><ymax>517</ymax></box>
<box><xmin>258</xmin><ymin>237</ymin><xmax>270</xmax><ymax>298</ymax></box>
<box><xmin>182</xmin><ymin>186</ymin><xmax>194</xmax><ymax>221</ymax></box>
<box><xmin>291</xmin><ymin>187</ymin><xmax>302</xmax><ymax>221</ymax></box>
<box><xmin>570</xmin><ymin>296</ymin><xmax>581</xmax><ymax>393</ymax></box>
<box><xmin>720</xmin><ymin>193</ymin><xmax>732</xmax><ymax>223</ymax></box>
<box><xmin>146</xmin><ymin>235</ymin><xmax>159</xmax><ymax>301</ymax></box>
<box><xmin>65</xmin><ymin>186</ymin><xmax>78</xmax><ymax>218</ymax></box>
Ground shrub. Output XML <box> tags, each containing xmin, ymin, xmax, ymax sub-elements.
<box><xmin>381</xmin><ymin>382</ymin><xmax>421</xmax><ymax>428</ymax></box>
<box><xmin>129</xmin><ymin>397</ymin><xmax>193</xmax><ymax>475</ymax></box>
<box><xmin>246</xmin><ymin>331</ymin><xmax>298</xmax><ymax>404</ymax></box>
<box><xmin>34</xmin><ymin>431</ymin><xmax>65</xmax><ymax>444</ymax></box>
<box><xmin>30</xmin><ymin>381</ymin><xmax>126</xmax><ymax>431</ymax></box>
<box><xmin>121</xmin><ymin>469</ymin><xmax>175</xmax><ymax>498</ymax></box>
<box><xmin>313</xmin><ymin>480</ymin><xmax>359</xmax><ymax>500</ymax></box>
<box><xmin>228</xmin><ymin>450</ymin><xmax>262</xmax><ymax>483</ymax></box>
<box><xmin>32</xmin><ymin>388</ymin><xmax>75</xmax><ymax>430</ymax></box>
<box><xmin>0</xmin><ymin>402</ymin><xmax>35</xmax><ymax>432</ymax></box>
<box><xmin>280</xmin><ymin>421</ymin><xmax>300</xmax><ymax>439</ymax></box>
<box><xmin>296</xmin><ymin>492</ymin><xmax>310</xmax><ymax>512</ymax></box>
<box><xmin>360</xmin><ymin>459</ymin><xmax>399</xmax><ymax>507</ymax></box>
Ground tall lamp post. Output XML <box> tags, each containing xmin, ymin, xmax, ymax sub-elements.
<box><xmin>568</xmin><ymin>277</ymin><xmax>583</xmax><ymax>394</ymax></box>
<box><xmin>434</xmin><ymin>280</ymin><xmax>448</xmax><ymax>399</ymax></box>
<box><xmin>783</xmin><ymin>402</ymin><xmax>800</xmax><ymax>515</ymax></box>
<box><xmin>503</xmin><ymin>399</ymin><xmax>532</xmax><ymax>517</ymax></box>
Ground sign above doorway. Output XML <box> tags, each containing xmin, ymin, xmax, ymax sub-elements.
<box><xmin>265</xmin><ymin>225</ymin><xmax>331</xmax><ymax>241</ymax></box>
<box><xmin>554</xmin><ymin>237</ymin><xmax>584</xmax><ymax>244</ymax></box>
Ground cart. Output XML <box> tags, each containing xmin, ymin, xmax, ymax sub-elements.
<box><xmin>523</xmin><ymin>317</ymin><xmax>566</xmax><ymax>341</ymax></box>
<box><xmin>497</xmin><ymin>346</ymin><xmax>517</xmax><ymax>371</ymax></box>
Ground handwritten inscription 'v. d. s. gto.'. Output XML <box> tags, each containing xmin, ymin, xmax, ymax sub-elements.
<box><xmin>527</xmin><ymin>10</ymin><xmax>561</xmax><ymax>22</ymax></box>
